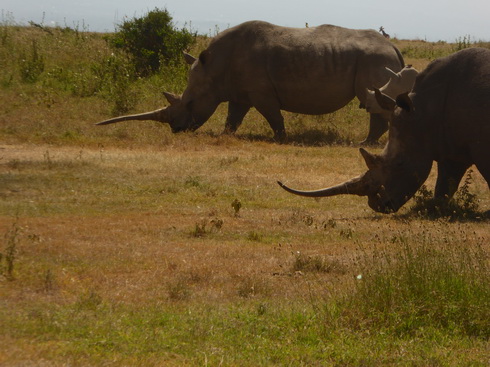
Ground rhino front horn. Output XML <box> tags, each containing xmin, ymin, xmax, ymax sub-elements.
<box><xmin>95</xmin><ymin>108</ymin><xmax>169</xmax><ymax>126</ymax></box>
<box><xmin>277</xmin><ymin>175</ymin><xmax>369</xmax><ymax>198</ymax></box>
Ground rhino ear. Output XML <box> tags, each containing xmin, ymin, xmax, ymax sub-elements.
<box><xmin>183</xmin><ymin>52</ymin><xmax>197</xmax><ymax>65</ymax></box>
<box><xmin>374</xmin><ymin>88</ymin><xmax>396</xmax><ymax>111</ymax></box>
<box><xmin>163</xmin><ymin>91</ymin><xmax>181</xmax><ymax>106</ymax></box>
<box><xmin>359</xmin><ymin>148</ymin><xmax>379</xmax><ymax>170</ymax></box>
<box><xmin>396</xmin><ymin>92</ymin><xmax>414</xmax><ymax>112</ymax></box>
<box><xmin>198</xmin><ymin>49</ymin><xmax>211</xmax><ymax>65</ymax></box>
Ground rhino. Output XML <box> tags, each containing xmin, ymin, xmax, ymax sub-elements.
<box><xmin>364</xmin><ymin>65</ymin><xmax>419</xmax><ymax>117</ymax></box>
<box><xmin>278</xmin><ymin>48</ymin><xmax>490</xmax><ymax>213</ymax></box>
<box><xmin>96</xmin><ymin>20</ymin><xmax>404</xmax><ymax>144</ymax></box>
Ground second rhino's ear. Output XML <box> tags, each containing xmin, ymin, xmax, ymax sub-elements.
<box><xmin>374</xmin><ymin>88</ymin><xmax>396</xmax><ymax>111</ymax></box>
<box><xmin>198</xmin><ymin>49</ymin><xmax>211</xmax><ymax>65</ymax></box>
<box><xmin>396</xmin><ymin>92</ymin><xmax>414</xmax><ymax>113</ymax></box>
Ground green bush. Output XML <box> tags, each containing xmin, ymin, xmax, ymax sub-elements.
<box><xmin>111</xmin><ymin>8</ymin><xmax>196</xmax><ymax>76</ymax></box>
<box><xmin>19</xmin><ymin>40</ymin><xmax>45</xmax><ymax>83</ymax></box>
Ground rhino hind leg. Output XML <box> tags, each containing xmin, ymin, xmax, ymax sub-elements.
<box><xmin>435</xmin><ymin>160</ymin><xmax>471</xmax><ymax>199</ymax></box>
<box><xmin>470</xmin><ymin>144</ymin><xmax>490</xmax><ymax>191</ymax></box>
<box><xmin>223</xmin><ymin>102</ymin><xmax>251</xmax><ymax>135</ymax></box>
<box><xmin>361</xmin><ymin>113</ymin><xmax>389</xmax><ymax>145</ymax></box>
<box><xmin>259</xmin><ymin>109</ymin><xmax>286</xmax><ymax>142</ymax></box>
<box><xmin>252</xmin><ymin>100</ymin><xmax>286</xmax><ymax>142</ymax></box>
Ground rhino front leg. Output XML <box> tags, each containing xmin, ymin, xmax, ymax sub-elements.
<box><xmin>361</xmin><ymin>113</ymin><xmax>389</xmax><ymax>145</ymax></box>
<box><xmin>223</xmin><ymin>102</ymin><xmax>251</xmax><ymax>135</ymax></box>
<box><xmin>435</xmin><ymin>161</ymin><xmax>470</xmax><ymax>199</ymax></box>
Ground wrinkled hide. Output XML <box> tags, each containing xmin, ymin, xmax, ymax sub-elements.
<box><xmin>279</xmin><ymin>48</ymin><xmax>490</xmax><ymax>213</ymax></box>
<box><xmin>97</xmin><ymin>20</ymin><xmax>404</xmax><ymax>143</ymax></box>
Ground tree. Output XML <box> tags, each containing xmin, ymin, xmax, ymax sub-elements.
<box><xmin>111</xmin><ymin>8</ymin><xmax>196</xmax><ymax>76</ymax></box>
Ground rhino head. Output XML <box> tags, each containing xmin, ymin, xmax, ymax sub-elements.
<box><xmin>96</xmin><ymin>52</ymin><xmax>220</xmax><ymax>133</ymax></box>
<box><xmin>279</xmin><ymin>90</ymin><xmax>432</xmax><ymax>213</ymax></box>
<box><xmin>365</xmin><ymin>65</ymin><xmax>418</xmax><ymax>115</ymax></box>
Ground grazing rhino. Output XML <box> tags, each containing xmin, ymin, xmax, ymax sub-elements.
<box><xmin>278</xmin><ymin>48</ymin><xmax>490</xmax><ymax>213</ymax></box>
<box><xmin>96</xmin><ymin>20</ymin><xmax>404</xmax><ymax>144</ymax></box>
<box><xmin>364</xmin><ymin>65</ymin><xmax>419</xmax><ymax>117</ymax></box>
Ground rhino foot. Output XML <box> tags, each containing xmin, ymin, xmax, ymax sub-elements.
<box><xmin>273</xmin><ymin>131</ymin><xmax>287</xmax><ymax>144</ymax></box>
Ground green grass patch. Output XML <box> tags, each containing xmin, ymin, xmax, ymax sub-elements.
<box><xmin>342</xmin><ymin>234</ymin><xmax>490</xmax><ymax>338</ymax></box>
<box><xmin>2</xmin><ymin>295</ymin><xmax>489</xmax><ymax>365</ymax></box>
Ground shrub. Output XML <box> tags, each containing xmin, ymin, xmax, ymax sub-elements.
<box><xmin>111</xmin><ymin>8</ymin><xmax>196</xmax><ymax>76</ymax></box>
<box><xmin>19</xmin><ymin>40</ymin><xmax>45</xmax><ymax>83</ymax></box>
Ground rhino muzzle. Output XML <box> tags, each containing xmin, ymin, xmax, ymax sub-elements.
<box><xmin>368</xmin><ymin>197</ymin><xmax>397</xmax><ymax>213</ymax></box>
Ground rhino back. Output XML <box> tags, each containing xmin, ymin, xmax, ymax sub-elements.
<box><xmin>204</xmin><ymin>21</ymin><xmax>403</xmax><ymax>114</ymax></box>
<box><xmin>411</xmin><ymin>48</ymin><xmax>490</xmax><ymax>161</ymax></box>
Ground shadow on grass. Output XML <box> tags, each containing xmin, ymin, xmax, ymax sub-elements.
<box><xmin>401</xmin><ymin>176</ymin><xmax>489</xmax><ymax>222</ymax></box>
<box><xmin>234</xmin><ymin>128</ymin><xmax>358</xmax><ymax>147</ymax></box>
<box><xmin>402</xmin><ymin>199</ymin><xmax>489</xmax><ymax>222</ymax></box>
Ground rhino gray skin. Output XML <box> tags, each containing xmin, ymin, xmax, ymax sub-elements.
<box><xmin>364</xmin><ymin>65</ymin><xmax>418</xmax><ymax>117</ymax></box>
<box><xmin>278</xmin><ymin>48</ymin><xmax>490</xmax><ymax>213</ymax></box>
<box><xmin>96</xmin><ymin>20</ymin><xmax>404</xmax><ymax>144</ymax></box>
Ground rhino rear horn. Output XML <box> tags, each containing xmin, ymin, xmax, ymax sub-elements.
<box><xmin>183</xmin><ymin>52</ymin><xmax>197</xmax><ymax>65</ymax></box>
<box><xmin>360</xmin><ymin>148</ymin><xmax>379</xmax><ymax>170</ymax></box>
<box><xmin>163</xmin><ymin>91</ymin><xmax>181</xmax><ymax>105</ymax></box>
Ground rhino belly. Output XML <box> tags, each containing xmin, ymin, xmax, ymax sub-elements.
<box><xmin>278</xmin><ymin>85</ymin><xmax>356</xmax><ymax>115</ymax></box>
<box><xmin>270</xmin><ymin>67</ymin><xmax>357</xmax><ymax>114</ymax></box>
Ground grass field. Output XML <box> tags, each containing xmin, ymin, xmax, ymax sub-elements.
<box><xmin>1</xmin><ymin>22</ymin><xmax>489</xmax><ymax>366</ymax></box>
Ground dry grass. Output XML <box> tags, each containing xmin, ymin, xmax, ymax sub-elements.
<box><xmin>1</xmin><ymin>141</ymin><xmax>489</xmax><ymax>365</ymax></box>
<box><xmin>1</xmin><ymin>142</ymin><xmax>488</xmax><ymax>303</ymax></box>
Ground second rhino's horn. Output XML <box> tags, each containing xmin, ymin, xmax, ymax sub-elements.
<box><xmin>277</xmin><ymin>175</ymin><xmax>369</xmax><ymax>198</ymax></box>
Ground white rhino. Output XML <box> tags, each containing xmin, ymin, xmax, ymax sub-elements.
<box><xmin>279</xmin><ymin>48</ymin><xmax>490</xmax><ymax>213</ymax></box>
<box><xmin>97</xmin><ymin>20</ymin><xmax>404</xmax><ymax>143</ymax></box>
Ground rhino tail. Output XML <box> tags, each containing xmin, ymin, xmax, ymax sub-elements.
<box><xmin>393</xmin><ymin>46</ymin><xmax>405</xmax><ymax>68</ymax></box>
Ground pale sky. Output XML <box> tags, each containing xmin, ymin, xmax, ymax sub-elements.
<box><xmin>2</xmin><ymin>0</ymin><xmax>489</xmax><ymax>42</ymax></box>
